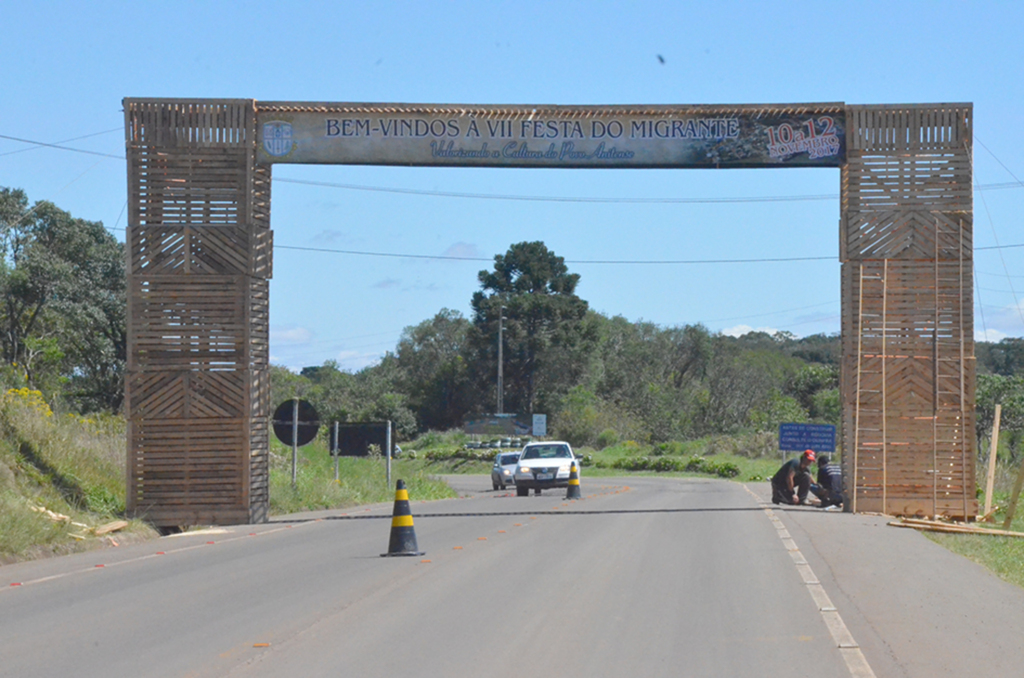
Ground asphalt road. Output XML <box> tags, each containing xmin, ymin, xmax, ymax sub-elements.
<box><xmin>2</xmin><ymin>476</ymin><xmax>1023</xmax><ymax>677</ymax></box>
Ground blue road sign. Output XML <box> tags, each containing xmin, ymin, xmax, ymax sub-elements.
<box><xmin>779</xmin><ymin>423</ymin><xmax>836</xmax><ymax>453</ymax></box>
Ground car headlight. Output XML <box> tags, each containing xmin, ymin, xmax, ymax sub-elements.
<box><xmin>503</xmin><ymin>469</ymin><xmax>512</xmax><ymax>475</ymax></box>
<box><xmin>518</xmin><ymin>466</ymin><xmax>531</xmax><ymax>474</ymax></box>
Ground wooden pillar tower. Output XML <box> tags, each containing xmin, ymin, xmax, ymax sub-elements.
<box><xmin>840</xmin><ymin>104</ymin><xmax>976</xmax><ymax>518</ymax></box>
<box><xmin>124</xmin><ymin>99</ymin><xmax>272</xmax><ymax>526</ymax></box>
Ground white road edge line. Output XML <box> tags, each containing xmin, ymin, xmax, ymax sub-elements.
<box><xmin>743</xmin><ymin>485</ymin><xmax>877</xmax><ymax>678</ymax></box>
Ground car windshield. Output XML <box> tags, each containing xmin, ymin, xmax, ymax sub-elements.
<box><xmin>500</xmin><ymin>453</ymin><xmax>520</xmax><ymax>465</ymax></box>
<box><xmin>521</xmin><ymin>445</ymin><xmax>570</xmax><ymax>460</ymax></box>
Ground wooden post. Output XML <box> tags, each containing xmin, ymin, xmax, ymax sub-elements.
<box><xmin>1002</xmin><ymin>452</ymin><xmax>1024</xmax><ymax>530</ymax></box>
<box><xmin>983</xmin><ymin>404</ymin><xmax>1002</xmax><ymax>517</ymax></box>
<box><xmin>333</xmin><ymin>421</ymin><xmax>340</xmax><ymax>483</ymax></box>
<box><xmin>291</xmin><ymin>397</ymin><xmax>299</xmax><ymax>490</ymax></box>
<box><xmin>881</xmin><ymin>259</ymin><xmax>888</xmax><ymax>515</ymax></box>
<box><xmin>852</xmin><ymin>264</ymin><xmax>864</xmax><ymax>514</ymax></box>
<box><xmin>386</xmin><ymin>420</ymin><xmax>392</xmax><ymax>489</ymax></box>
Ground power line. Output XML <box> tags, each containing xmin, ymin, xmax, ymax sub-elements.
<box><xmin>273</xmin><ymin>242</ymin><xmax>1024</xmax><ymax>264</ymax></box>
<box><xmin>273</xmin><ymin>177</ymin><xmax>836</xmax><ymax>205</ymax></box>
<box><xmin>274</xmin><ymin>243</ymin><xmax>838</xmax><ymax>264</ymax></box>
<box><xmin>971</xmin><ymin>137</ymin><xmax>1024</xmax><ymax>329</ymax></box>
<box><xmin>272</xmin><ymin>175</ymin><xmax>1024</xmax><ymax>204</ymax></box>
<box><xmin>96</xmin><ymin>222</ymin><xmax>1024</xmax><ymax>264</ymax></box>
<box><xmin>978</xmin><ymin>270</ymin><xmax>1024</xmax><ymax>279</ymax></box>
<box><xmin>976</xmin><ymin>136</ymin><xmax>1024</xmax><ymax>188</ymax></box>
<box><xmin>973</xmin><ymin>243</ymin><xmax>1023</xmax><ymax>252</ymax></box>
<box><xmin>0</xmin><ymin>133</ymin><xmax>123</xmax><ymax>160</ymax></box>
<box><xmin>99</xmin><ymin>222</ymin><xmax>1024</xmax><ymax>263</ymax></box>
<box><xmin>0</xmin><ymin>128</ymin><xmax>123</xmax><ymax>158</ymax></box>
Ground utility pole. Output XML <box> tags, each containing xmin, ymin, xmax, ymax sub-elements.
<box><xmin>291</xmin><ymin>396</ymin><xmax>298</xmax><ymax>490</ymax></box>
<box><xmin>497</xmin><ymin>305</ymin><xmax>506</xmax><ymax>414</ymax></box>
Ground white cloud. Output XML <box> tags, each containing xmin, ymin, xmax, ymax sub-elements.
<box><xmin>270</xmin><ymin>327</ymin><xmax>312</xmax><ymax>344</ymax></box>
<box><xmin>335</xmin><ymin>350</ymin><xmax>384</xmax><ymax>371</ymax></box>
<box><xmin>442</xmin><ymin>242</ymin><xmax>483</xmax><ymax>259</ymax></box>
<box><xmin>981</xmin><ymin>301</ymin><xmax>1024</xmax><ymax>336</ymax></box>
<box><xmin>721</xmin><ymin>324</ymin><xmax>780</xmax><ymax>338</ymax></box>
<box><xmin>976</xmin><ymin>328</ymin><xmax>1008</xmax><ymax>342</ymax></box>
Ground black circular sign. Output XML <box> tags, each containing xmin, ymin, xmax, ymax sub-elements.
<box><xmin>272</xmin><ymin>399</ymin><xmax>321</xmax><ymax>447</ymax></box>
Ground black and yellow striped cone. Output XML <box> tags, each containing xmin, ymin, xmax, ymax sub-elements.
<box><xmin>381</xmin><ymin>479</ymin><xmax>425</xmax><ymax>557</ymax></box>
<box><xmin>566</xmin><ymin>461</ymin><xmax>582</xmax><ymax>499</ymax></box>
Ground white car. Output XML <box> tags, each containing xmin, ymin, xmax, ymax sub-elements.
<box><xmin>514</xmin><ymin>441</ymin><xmax>579</xmax><ymax>496</ymax></box>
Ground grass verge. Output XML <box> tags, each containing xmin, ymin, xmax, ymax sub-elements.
<box><xmin>922</xmin><ymin>487</ymin><xmax>1024</xmax><ymax>590</ymax></box>
<box><xmin>0</xmin><ymin>390</ymin><xmax>155</xmax><ymax>563</ymax></box>
<box><xmin>269</xmin><ymin>438</ymin><xmax>457</xmax><ymax>514</ymax></box>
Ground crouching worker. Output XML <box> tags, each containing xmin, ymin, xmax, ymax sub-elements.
<box><xmin>771</xmin><ymin>449</ymin><xmax>815</xmax><ymax>505</ymax></box>
<box><xmin>811</xmin><ymin>452</ymin><xmax>844</xmax><ymax>509</ymax></box>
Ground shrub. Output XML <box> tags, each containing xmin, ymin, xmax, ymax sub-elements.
<box><xmin>423</xmin><ymin>447</ymin><xmax>496</xmax><ymax>462</ymax></box>
<box><xmin>706</xmin><ymin>461</ymin><xmax>741</xmax><ymax>478</ymax></box>
<box><xmin>685</xmin><ymin>456</ymin><xmax>707</xmax><ymax>473</ymax></box>
<box><xmin>612</xmin><ymin>456</ymin><xmax>649</xmax><ymax>471</ymax></box>
<box><xmin>651</xmin><ymin>456</ymin><xmax>682</xmax><ymax>472</ymax></box>
<box><xmin>411</xmin><ymin>429</ymin><xmax>468</xmax><ymax>449</ymax></box>
<box><xmin>608</xmin><ymin>453</ymin><xmax>737</xmax><ymax>478</ymax></box>
<box><xmin>655</xmin><ymin>441</ymin><xmax>685</xmax><ymax>456</ymax></box>
<box><xmin>595</xmin><ymin>428</ymin><xmax>619</xmax><ymax>450</ymax></box>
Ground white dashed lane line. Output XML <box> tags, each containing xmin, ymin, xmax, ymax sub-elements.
<box><xmin>743</xmin><ymin>485</ymin><xmax>877</xmax><ymax>678</ymax></box>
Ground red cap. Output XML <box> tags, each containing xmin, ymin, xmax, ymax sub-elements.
<box><xmin>803</xmin><ymin>449</ymin><xmax>816</xmax><ymax>462</ymax></box>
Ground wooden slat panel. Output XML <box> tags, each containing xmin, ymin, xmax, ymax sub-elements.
<box><xmin>129</xmin><ymin>275</ymin><xmax>271</xmax><ymax>370</ymax></box>
<box><xmin>129</xmin><ymin>225</ymin><xmax>273</xmax><ymax>277</ymax></box>
<box><xmin>128</xmin><ymin>417</ymin><xmax>248</xmax><ymax>518</ymax></box>
<box><xmin>847</xmin><ymin>104</ymin><xmax>970</xmax><ymax>152</ymax></box>
<box><xmin>844</xmin><ymin>211</ymin><xmax>970</xmax><ymax>261</ymax></box>
<box><xmin>844</xmin><ymin>154</ymin><xmax>971</xmax><ymax>214</ymax></box>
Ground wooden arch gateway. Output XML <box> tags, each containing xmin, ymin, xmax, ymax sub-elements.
<box><xmin>123</xmin><ymin>99</ymin><xmax>976</xmax><ymax>526</ymax></box>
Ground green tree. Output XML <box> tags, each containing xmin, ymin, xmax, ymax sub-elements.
<box><xmin>976</xmin><ymin>374</ymin><xmax>1024</xmax><ymax>463</ymax></box>
<box><xmin>748</xmin><ymin>389</ymin><xmax>808</xmax><ymax>433</ymax></box>
<box><xmin>553</xmin><ymin>386</ymin><xmax>602</xmax><ymax>447</ymax></box>
<box><xmin>294</xmin><ymin>357</ymin><xmax>418</xmax><ymax>440</ymax></box>
<box><xmin>395</xmin><ymin>309</ymin><xmax>473</xmax><ymax>431</ymax></box>
<box><xmin>469</xmin><ymin>242</ymin><xmax>594</xmax><ymax>415</ymax></box>
<box><xmin>0</xmin><ymin>187</ymin><xmax>126</xmax><ymax>410</ymax></box>
<box><xmin>978</xmin><ymin>338</ymin><xmax>1024</xmax><ymax>377</ymax></box>
<box><xmin>786</xmin><ymin>364</ymin><xmax>839</xmax><ymax>414</ymax></box>
<box><xmin>270</xmin><ymin>363</ymin><xmax>314</xmax><ymax>403</ymax></box>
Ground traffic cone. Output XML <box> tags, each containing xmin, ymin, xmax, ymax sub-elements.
<box><xmin>566</xmin><ymin>461</ymin><xmax>582</xmax><ymax>499</ymax></box>
<box><xmin>381</xmin><ymin>479</ymin><xmax>425</xmax><ymax>557</ymax></box>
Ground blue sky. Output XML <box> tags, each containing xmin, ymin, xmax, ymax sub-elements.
<box><xmin>2</xmin><ymin>1</ymin><xmax>1021</xmax><ymax>371</ymax></box>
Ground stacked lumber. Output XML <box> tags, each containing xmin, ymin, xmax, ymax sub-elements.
<box><xmin>888</xmin><ymin>517</ymin><xmax>1024</xmax><ymax>538</ymax></box>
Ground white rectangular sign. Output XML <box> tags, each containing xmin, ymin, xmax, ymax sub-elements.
<box><xmin>532</xmin><ymin>414</ymin><xmax>547</xmax><ymax>438</ymax></box>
